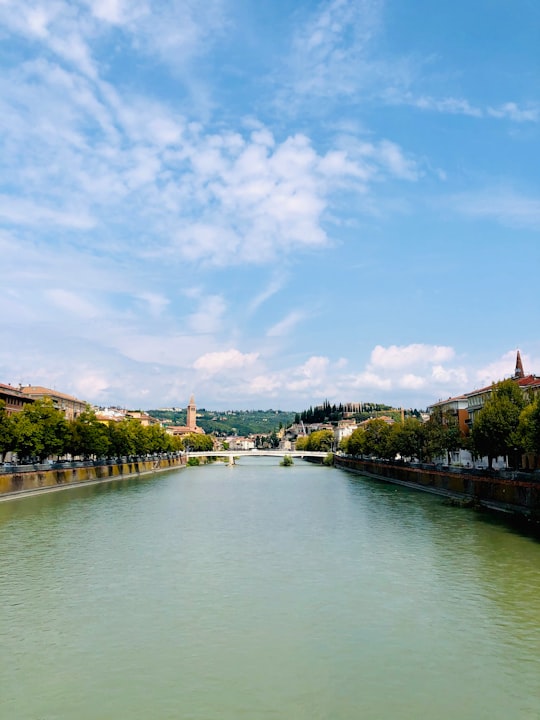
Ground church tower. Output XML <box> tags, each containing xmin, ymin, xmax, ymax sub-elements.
<box><xmin>187</xmin><ymin>394</ymin><xmax>197</xmax><ymax>430</ymax></box>
<box><xmin>514</xmin><ymin>350</ymin><xmax>524</xmax><ymax>379</ymax></box>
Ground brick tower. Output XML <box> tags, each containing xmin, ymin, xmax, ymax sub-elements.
<box><xmin>187</xmin><ymin>394</ymin><xmax>197</xmax><ymax>430</ymax></box>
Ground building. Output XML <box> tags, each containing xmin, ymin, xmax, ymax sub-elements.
<box><xmin>186</xmin><ymin>395</ymin><xmax>197</xmax><ymax>431</ymax></box>
<box><xmin>20</xmin><ymin>385</ymin><xmax>87</xmax><ymax>420</ymax></box>
<box><xmin>166</xmin><ymin>395</ymin><xmax>205</xmax><ymax>438</ymax></box>
<box><xmin>227</xmin><ymin>437</ymin><xmax>255</xmax><ymax>451</ymax></box>
<box><xmin>125</xmin><ymin>411</ymin><xmax>160</xmax><ymax>427</ymax></box>
<box><xmin>0</xmin><ymin>383</ymin><xmax>35</xmax><ymax>415</ymax></box>
<box><xmin>333</xmin><ymin>420</ymin><xmax>358</xmax><ymax>446</ymax></box>
<box><xmin>94</xmin><ymin>407</ymin><xmax>126</xmax><ymax>424</ymax></box>
<box><xmin>426</xmin><ymin>395</ymin><xmax>469</xmax><ymax>435</ymax></box>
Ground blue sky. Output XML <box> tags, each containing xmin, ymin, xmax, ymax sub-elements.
<box><xmin>1</xmin><ymin>0</ymin><xmax>539</xmax><ymax>411</ymax></box>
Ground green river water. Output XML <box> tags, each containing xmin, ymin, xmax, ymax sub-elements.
<box><xmin>1</xmin><ymin>458</ymin><xmax>539</xmax><ymax>719</ymax></box>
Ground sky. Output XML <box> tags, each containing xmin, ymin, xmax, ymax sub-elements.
<box><xmin>1</xmin><ymin>0</ymin><xmax>539</xmax><ymax>412</ymax></box>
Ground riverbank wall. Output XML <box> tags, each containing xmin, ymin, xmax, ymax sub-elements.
<box><xmin>334</xmin><ymin>456</ymin><xmax>540</xmax><ymax>521</ymax></box>
<box><xmin>0</xmin><ymin>456</ymin><xmax>186</xmax><ymax>500</ymax></box>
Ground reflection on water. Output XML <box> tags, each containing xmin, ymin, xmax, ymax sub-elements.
<box><xmin>1</xmin><ymin>460</ymin><xmax>539</xmax><ymax>720</ymax></box>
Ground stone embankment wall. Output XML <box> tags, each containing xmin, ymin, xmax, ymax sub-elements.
<box><xmin>334</xmin><ymin>456</ymin><xmax>540</xmax><ymax>521</ymax></box>
<box><xmin>0</xmin><ymin>456</ymin><xmax>186</xmax><ymax>499</ymax></box>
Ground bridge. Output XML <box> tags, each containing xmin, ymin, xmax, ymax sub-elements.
<box><xmin>184</xmin><ymin>450</ymin><xmax>329</xmax><ymax>465</ymax></box>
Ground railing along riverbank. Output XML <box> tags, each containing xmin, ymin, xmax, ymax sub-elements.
<box><xmin>334</xmin><ymin>456</ymin><xmax>540</xmax><ymax>522</ymax></box>
<box><xmin>0</xmin><ymin>454</ymin><xmax>186</xmax><ymax>499</ymax></box>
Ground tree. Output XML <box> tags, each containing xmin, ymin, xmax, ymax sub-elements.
<box><xmin>144</xmin><ymin>424</ymin><xmax>172</xmax><ymax>454</ymax></box>
<box><xmin>305</xmin><ymin>429</ymin><xmax>334</xmax><ymax>451</ymax></box>
<box><xmin>471</xmin><ymin>379</ymin><xmax>527</xmax><ymax>468</ymax></box>
<box><xmin>13</xmin><ymin>398</ymin><xmax>69</xmax><ymax>461</ymax></box>
<box><xmin>68</xmin><ymin>408</ymin><xmax>110</xmax><ymax>459</ymax></box>
<box><xmin>515</xmin><ymin>397</ymin><xmax>540</xmax><ymax>460</ymax></box>
<box><xmin>344</xmin><ymin>427</ymin><xmax>365</xmax><ymax>456</ymax></box>
<box><xmin>130</xmin><ymin>421</ymin><xmax>149</xmax><ymax>456</ymax></box>
<box><xmin>423</xmin><ymin>408</ymin><xmax>463</xmax><ymax>463</ymax></box>
<box><xmin>390</xmin><ymin>418</ymin><xmax>426</xmax><ymax>461</ymax></box>
<box><xmin>183</xmin><ymin>433</ymin><xmax>214</xmax><ymax>452</ymax></box>
<box><xmin>107</xmin><ymin>419</ymin><xmax>136</xmax><ymax>457</ymax></box>
<box><xmin>0</xmin><ymin>401</ymin><xmax>15</xmax><ymax>461</ymax></box>
<box><xmin>268</xmin><ymin>430</ymin><xmax>279</xmax><ymax>448</ymax></box>
<box><xmin>363</xmin><ymin>419</ymin><xmax>392</xmax><ymax>459</ymax></box>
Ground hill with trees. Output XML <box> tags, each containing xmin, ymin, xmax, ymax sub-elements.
<box><xmin>149</xmin><ymin>408</ymin><xmax>297</xmax><ymax>436</ymax></box>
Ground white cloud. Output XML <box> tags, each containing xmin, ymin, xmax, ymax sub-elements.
<box><xmin>390</xmin><ymin>93</ymin><xmax>483</xmax><ymax>118</ymax></box>
<box><xmin>188</xmin><ymin>295</ymin><xmax>226</xmax><ymax>334</ymax></box>
<box><xmin>398</xmin><ymin>373</ymin><xmax>425</xmax><ymax>390</ymax></box>
<box><xmin>351</xmin><ymin>371</ymin><xmax>392</xmax><ymax>391</ymax></box>
<box><xmin>376</xmin><ymin>140</ymin><xmax>419</xmax><ymax>181</ymax></box>
<box><xmin>285</xmin><ymin>356</ymin><xmax>330</xmax><ymax>392</ymax></box>
<box><xmin>475</xmin><ymin>350</ymin><xmax>526</xmax><ymax>388</ymax></box>
<box><xmin>284</xmin><ymin>0</ymin><xmax>385</xmax><ymax>100</ymax></box>
<box><xmin>370</xmin><ymin>344</ymin><xmax>455</xmax><ymax>370</ymax></box>
<box><xmin>0</xmin><ymin>52</ymin><xmax>391</xmax><ymax>266</ymax></box>
<box><xmin>248</xmin><ymin>275</ymin><xmax>286</xmax><ymax>314</ymax></box>
<box><xmin>431</xmin><ymin>365</ymin><xmax>467</xmax><ymax>385</ymax></box>
<box><xmin>246</xmin><ymin>375</ymin><xmax>282</xmax><ymax>396</ymax></box>
<box><xmin>0</xmin><ymin>195</ymin><xmax>95</xmax><ymax>229</ymax></box>
<box><xmin>136</xmin><ymin>292</ymin><xmax>170</xmax><ymax>318</ymax></box>
<box><xmin>267</xmin><ymin>311</ymin><xmax>305</xmax><ymax>337</ymax></box>
<box><xmin>72</xmin><ymin>370</ymin><xmax>111</xmax><ymax>400</ymax></box>
<box><xmin>193</xmin><ymin>349</ymin><xmax>259</xmax><ymax>375</ymax></box>
<box><xmin>46</xmin><ymin>289</ymin><xmax>100</xmax><ymax>319</ymax></box>
<box><xmin>451</xmin><ymin>189</ymin><xmax>540</xmax><ymax>230</ymax></box>
<box><xmin>487</xmin><ymin>102</ymin><xmax>539</xmax><ymax>123</ymax></box>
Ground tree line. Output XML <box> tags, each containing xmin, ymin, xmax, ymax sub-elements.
<box><xmin>0</xmin><ymin>399</ymin><xmax>213</xmax><ymax>463</ymax></box>
<box><xmin>297</xmin><ymin>402</ymin><xmax>421</xmax><ymax>426</ymax></box>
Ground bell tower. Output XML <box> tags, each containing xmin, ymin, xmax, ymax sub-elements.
<box><xmin>187</xmin><ymin>395</ymin><xmax>197</xmax><ymax>430</ymax></box>
<box><xmin>514</xmin><ymin>350</ymin><xmax>524</xmax><ymax>379</ymax></box>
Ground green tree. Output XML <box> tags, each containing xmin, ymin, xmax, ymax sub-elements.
<box><xmin>268</xmin><ymin>430</ymin><xmax>279</xmax><ymax>448</ymax></box>
<box><xmin>145</xmin><ymin>424</ymin><xmax>173</xmax><ymax>454</ymax></box>
<box><xmin>306</xmin><ymin>429</ymin><xmax>334</xmax><ymax>452</ymax></box>
<box><xmin>13</xmin><ymin>398</ymin><xmax>69</xmax><ymax>462</ymax></box>
<box><xmin>390</xmin><ymin>418</ymin><xmax>426</xmax><ymax>461</ymax></box>
<box><xmin>363</xmin><ymin>419</ymin><xmax>392</xmax><ymax>459</ymax></box>
<box><xmin>183</xmin><ymin>433</ymin><xmax>214</xmax><ymax>452</ymax></box>
<box><xmin>68</xmin><ymin>408</ymin><xmax>110</xmax><ymax>459</ymax></box>
<box><xmin>107</xmin><ymin>419</ymin><xmax>136</xmax><ymax>457</ymax></box>
<box><xmin>0</xmin><ymin>401</ymin><xmax>15</xmax><ymax>460</ymax></box>
<box><xmin>515</xmin><ymin>397</ymin><xmax>540</xmax><ymax>457</ymax></box>
<box><xmin>471</xmin><ymin>379</ymin><xmax>527</xmax><ymax>469</ymax></box>
<box><xmin>423</xmin><ymin>409</ymin><xmax>463</xmax><ymax>463</ymax></box>
<box><xmin>344</xmin><ymin>427</ymin><xmax>365</xmax><ymax>456</ymax></box>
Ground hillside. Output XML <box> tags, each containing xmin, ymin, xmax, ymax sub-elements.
<box><xmin>148</xmin><ymin>409</ymin><xmax>297</xmax><ymax>436</ymax></box>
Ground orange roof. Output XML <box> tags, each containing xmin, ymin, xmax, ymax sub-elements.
<box><xmin>429</xmin><ymin>394</ymin><xmax>467</xmax><ymax>407</ymax></box>
<box><xmin>21</xmin><ymin>385</ymin><xmax>85</xmax><ymax>403</ymax></box>
<box><xmin>0</xmin><ymin>383</ymin><xmax>31</xmax><ymax>398</ymax></box>
<box><xmin>466</xmin><ymin>374</ymin><xmax>540</xmax><ymax>397</ymax></box>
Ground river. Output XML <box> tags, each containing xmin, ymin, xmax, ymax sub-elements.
<box><xmin>1</xmin><ymin>458</ymin><xmax>539</xmax><ymax>719</ymax></box>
